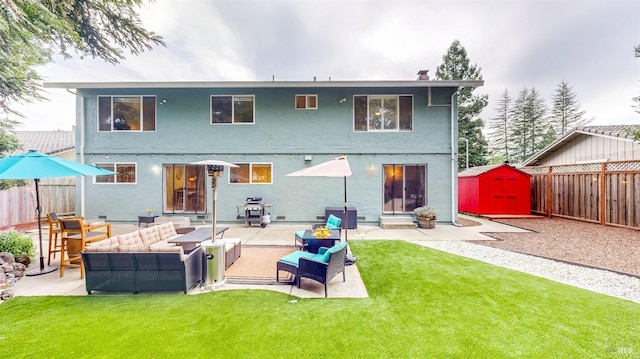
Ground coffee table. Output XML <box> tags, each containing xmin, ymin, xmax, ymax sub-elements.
<box><xmin>168</xmin><ymin>226</ymin><xmax>228</xmax><ymax>252</ymax></box>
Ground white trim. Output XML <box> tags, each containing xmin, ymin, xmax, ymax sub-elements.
<box><xmin>46</xmin><ymin>80</ymin><xmax>484</xmax><ymax>89</ymax></box>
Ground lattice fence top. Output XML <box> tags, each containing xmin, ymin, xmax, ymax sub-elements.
<box><xmin>524</xmin><ymin>160</ymin><xmax>640</xmax><ymax>174</ymax></box>
<box><xmin>606</xmin><ymin>161</ymin><xmax>640</xmax><ymax>171</ymax></box>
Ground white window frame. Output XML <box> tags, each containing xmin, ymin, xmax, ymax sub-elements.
<box><xmin>97</xmin><ymin>95</ymin><xmax>156</xmax><ymax>132</ymax></box>
<box><xmin>210</xmin><ymin>95</ymin><xmax>256</xmax><ymax>124</ymax></box>
<box><xmin>93</xmin><ymin>162</ymin><xmax>137</xmax><ymax>184</ymax></box>
<box><xmin>229</xmin><ymin>162</ymin><xmax>273</xmax><ymax>185</ymax></box>
<box><xmin>295</xmin><ymin>94</ymin><xmax>318</xmax><ymax>109</ymax></box>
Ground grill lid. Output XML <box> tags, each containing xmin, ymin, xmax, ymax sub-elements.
<box><xmin>245</xmin><ymin>197</ymin><xmax>263</xmax><ymax>204</ymax></box>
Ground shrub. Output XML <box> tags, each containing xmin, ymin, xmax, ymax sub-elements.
<box><xmin>413</xmin><ymin>206</ymin><xmax>438</xmax><ymax>219</ymax></box>
<box><xmin>0</xmin><ymin>229</ymin><xmax>36</xmax><ymax>259</ymax></box>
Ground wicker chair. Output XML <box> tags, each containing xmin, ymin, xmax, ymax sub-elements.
<box><xmin>277</xmin><ymin>241</ymin><xmax>347</xmax><ymax>297</ymax></box>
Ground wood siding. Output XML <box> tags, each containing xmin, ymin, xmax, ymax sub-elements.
<box><xmin>536</xmin><ymin>134</ymin><xmax>639</xmax><ymax>166</ymax></box>
<box><xmin>523</xmin><ymin>160</ymin><xmax>640</xmax><ymax>230</ymax></box>
<box><xmin>0</xmin><ymin>178</ymin><xmax>75</xmax><ymax>227</ymax></box>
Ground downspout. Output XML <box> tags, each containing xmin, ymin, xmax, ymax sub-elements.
<box><xmin>450</xmin><ymin>87</ymin><xmax>463</xmax><ymax>227</ymax></box>
<box><xmin>68</xmin><ymin>89</ymin><xmax>85</xmax><ymax>217</ymax></box>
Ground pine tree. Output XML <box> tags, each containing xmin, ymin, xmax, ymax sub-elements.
<box><xmin>487</xmin><ymin>89</ymin><xmax>512</xmax><ymax>162</ymax></box>
<box><xmin>435</xmin><ymin>40</ymin><xmax>489</xmax><ymax>170</ymax></box>
<box><xmin>550</xmin><ymin>80</ymin><xmax>591</xmax><ymax>135</ymax></box>
<box><xmin>509</xmin><ymin>87</ymin><xmax>553</xmax><ymax>162</ymax></box>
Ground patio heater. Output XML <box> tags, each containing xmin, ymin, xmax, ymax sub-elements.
<box><xmin>206</xmin><ymin>164</ymin><xmax>224</xmax><ymax>241</ymax></box>
<box><xmin>191</xmin><ymin>159</ymin><xmax>238</xmax><ymax>289</ymax></box>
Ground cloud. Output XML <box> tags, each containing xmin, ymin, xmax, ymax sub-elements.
<box><xmin>12</xmin><ymin>0</ymin><xmax>640</xmax><ymax>131</ymax></box>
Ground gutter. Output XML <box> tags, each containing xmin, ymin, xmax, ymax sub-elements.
<box><xmin>67</xmin><ymin>88</ymin><xmax>85</xmax><ymax>217</ymax></box>
<box><xmin>450</xmin><ymin>87</ymin><xmax>463</xmax><ymax>227</ymax></box>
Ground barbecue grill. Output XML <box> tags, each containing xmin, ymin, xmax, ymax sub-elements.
<box><xmin>236</xmin><ymin>197</ymin><xmax>272</xmax><ymax>227</ymax></box>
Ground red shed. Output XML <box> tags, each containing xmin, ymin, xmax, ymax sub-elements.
<box><xmin>458</xmin><ymin>164</ymin><xmax>531</xmax><ymax>215</ymax></box>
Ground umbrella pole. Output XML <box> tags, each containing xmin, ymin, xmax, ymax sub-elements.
<box><xmin>26</xmin><ymin>179</ymin><xmax>57</xmax><ymax>276</ymax></box>
<box><xmin>343</xmin><ymin>176</ymin><xmax>348</xmax><ymax>244</ymax></box>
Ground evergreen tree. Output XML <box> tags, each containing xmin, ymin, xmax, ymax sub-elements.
<box><xmin>435</xmin><ymin>40</ymin><xmax>489</xmax><ymax>170</ymax></box>
<box><xmin>0</xmin><ymin>0</ymin><xmax>164</xmax><ymax>116</ymax></box>
<box><xmin>549</xmin><ymin>80</ymin><xmax>591</xmax><ymax>135</ymax></box>
<box><xmin>509</xmin><ymin>87</ymin><xmax>553</xmax><ymax>162</ymax></box>
<box><xmin>487</xmin><ymin>89</ymin><xmax>512</xmax><ymax>162</ymax></box>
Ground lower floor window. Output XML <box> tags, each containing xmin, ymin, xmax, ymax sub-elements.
<box><xmin>230</xmin><ymin>163</ymin><xmax>272</xmax><ymax>184</ymax></box>
<box><xmin>164</xmin><ymin>164</ymin><xmax>206</xmax><ymax>213</ymax></box>
<box><xmin>94</xmin><ymin>163</ymin><xmax>136</xmax><ymax>183</ymax></box>
<box><xmin>383</xmin><ymin>164</ymin><xmax>426</xmax><ymax>213</ymax></box>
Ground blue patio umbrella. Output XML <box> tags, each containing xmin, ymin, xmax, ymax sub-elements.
<box><xmin>0</xmin><ymin>150</ymin><xmax>117</xmax><ymax>276</ymax></box>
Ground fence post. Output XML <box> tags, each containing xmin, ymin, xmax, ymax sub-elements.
<box><xmin>547</xmin><ymin>166</ymin><xmax>552</xmax><ymax>218</ymax></box>
<box><xmin>600</xmin><ymin>162</ymin><xmax>606</xmax><ymax>225</ymax></box>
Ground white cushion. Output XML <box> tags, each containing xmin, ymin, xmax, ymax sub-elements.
<box><xmin>117</xmin><ymin>231</ymin><xmax>144</xmax><ymax>247</ymax></box>
<box><xmin>138</xmin><ymin>226</ymin><xmax>162</xmax><ymax>246</ymax></box>
<box><xmin>156</xmin><ymin>222</ymin><xmax>178</xmax><ymax>240</ymax></box>
<box><xmin>84</xmin><ymin>236</ymin><xmax>119</xmax><ymax>252</ymax></box>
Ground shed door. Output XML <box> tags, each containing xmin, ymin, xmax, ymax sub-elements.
<box><xmin>490</xmin><ymin>176</ymin><xmax>518</xmax><ymax>213</ymax></box>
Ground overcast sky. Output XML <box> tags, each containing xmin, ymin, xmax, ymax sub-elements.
<box><xmin>14</xmin><ymin>0</ymin><xmax>640</xmax><ymax>132</ymax></box>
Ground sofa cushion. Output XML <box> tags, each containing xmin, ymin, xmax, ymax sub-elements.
<box><xmin>117</xmin><ymin>231</ymin><xmax>144</xmax><ymax>247</ymax></box>
<box><xmin>84</xmin><ymin>236</ymin><xmax>120</xmax><ymax>252</ymax></box>
<box><xmin>119</xmin><ymin>245</ymin><xmax>148</xmax><ymax>252</ymax></box>
<box><xmin>149</xmin><ymin>241</ymin><xmax>185</xmax><ymax>260</ymax></box>
<box><xmin>156</xmin><ymin>222</ymin><xmax>178</xmax><ymax>240</ymax></box>
<box><xmin>138</xmin><ymin>226</ymin><xmax>162</xmax><ymax>246</ymax></box>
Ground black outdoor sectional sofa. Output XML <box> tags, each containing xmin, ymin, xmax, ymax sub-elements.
<box><xmin>81</xmin><ymin>248</ymin><xmax>203</xmax><ymax>294</ymax></box>
<box><xmin>80</xmin><ymin>222</ymin><xmax>203</xmax><ymax>294</ymax></box>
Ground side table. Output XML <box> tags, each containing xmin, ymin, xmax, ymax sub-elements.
<box><xmin>138</xmin><ymin>215</ymin><xmax>158</xmax><ymax>227</ymax></box>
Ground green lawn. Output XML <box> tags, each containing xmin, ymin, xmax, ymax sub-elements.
<box><xmin>2</xmin><ymin>240</ymin><xmax>638</xmax><ymax>358</ymax></box>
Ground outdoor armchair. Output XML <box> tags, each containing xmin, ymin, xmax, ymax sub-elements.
<box><xmin>277</xmin><ymin>241</ymin><xmax>347</xmax><ymax>297</ymax></box>
<box><xmin>294</xmin><ymin>214</ymin><xmax>342</xmax><ymax>250</ymax></box>
<box><xmin>298</xmin><ymin>241</ymin><xmax>347</xmax><ymax>297</ymax></box>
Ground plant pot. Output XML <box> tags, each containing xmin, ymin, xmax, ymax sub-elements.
<box><xmin>417</xmin><ymin>217</ymin><xmax>436</xmax><ymax>229</ymax></box>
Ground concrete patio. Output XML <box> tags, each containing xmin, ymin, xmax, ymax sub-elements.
<box><xmin>9</xmin><ymin>215</ymin><xmax>527</xmax><ymax>299</ymax></box>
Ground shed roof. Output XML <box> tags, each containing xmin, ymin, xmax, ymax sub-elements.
<box><xmin>13</xmin><ymin>131</ymin><xmax>74</xmax><ymax>155</ymax></box>
<box><xmin>458</xmin><ymin>163</ymin><xmax>530</xmax><ymax>178</ymax></box>
<box><xmin>522</xmin><ymin>125</ymin><xmax>640</xmax><ymax>166</ymax></box>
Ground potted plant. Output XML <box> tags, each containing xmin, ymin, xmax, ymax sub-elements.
<box><xmin>413</xmin><ymin>206</ymin><xmax>438</xmax><ymax>229</ymax></box>
<box><xmin>146</xmin><ymin>208</ymin><xmax>155</xmax><ymax>216</ymax></box>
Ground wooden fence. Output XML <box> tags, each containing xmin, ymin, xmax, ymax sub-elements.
<box><xmin>0</xmin><ymin>178</ymin><xmax>75</xmax><ymax>228</ymax></box>
<box><xmin>522</xmin><ymin>160</ymin><xmax>640</xmax><ymax>230</ymax></box>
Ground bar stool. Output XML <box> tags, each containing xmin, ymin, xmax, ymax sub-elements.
<box><xmin>46</xmin><ymin>212</ymin><xmax>64</xmax><ymax>265</ymax></box>
<box><xmin>59</xmin><ymin>219</ymin><xmax>109</xmax><ymax>278</ymax></box>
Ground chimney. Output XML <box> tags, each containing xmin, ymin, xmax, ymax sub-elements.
<box><xmin>416</xmin><ymin>70</ymin><xmax>429</xmax><ymax>80</ymax></box>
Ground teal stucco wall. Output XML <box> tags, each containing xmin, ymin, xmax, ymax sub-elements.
<box><xmin>74</xmin><ymin>84</ymin><xmax>459</xmax><ymax>225</ymax></box>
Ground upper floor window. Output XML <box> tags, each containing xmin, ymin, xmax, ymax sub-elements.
<box><xmin>354</xmin><ymin>95</ymin><xmax>413</xmax><ymax>132</ymax></box>
<box><xmin>98</xmin><ymin>96</ymin><xmax>156</xmax><ymax>132</ymax></box>
<box><xmin>229</xmin><ymin>163</ymin><xmax>272</xmax><ymax>184</ymax></box>
<box><xmin>94</xmin><ymin>163</ymin><xmax>137</xmax><ymax>184</ymax></box>
<box><xmin>295</xmin><ymin>94</ymin><xmax>318</xmax><ymax>109</ymax></box>
<box><xmin>211</xmin><ymin>95</ymin><xmax>255</xmax><ymax>124</ymax></box>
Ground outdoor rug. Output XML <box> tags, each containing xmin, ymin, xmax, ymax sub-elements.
<box><xmin>225</xmin><ymin>245</ymin><xmax>297</xmax><ymax>285</ymax></box>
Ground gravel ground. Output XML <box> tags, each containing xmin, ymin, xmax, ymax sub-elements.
<box><xmin>478</xmin><ymin>217</ymin><xmax>640</xmax><ymax>277</ymax></box>
<box><xmin>417</xmin><ymin>217</ymin><xmax>640</xmax><ymax>303</ymax></box>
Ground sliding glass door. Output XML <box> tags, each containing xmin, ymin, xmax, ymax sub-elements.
<box><xmin>383</xmin><ymin>164</ymin><xmax>426</xmax><ymax>214</ymax></box>
<box><xmin>163</xmin><ymin>164</ymin><xmax>206</xmax><ymax>213</ymax></box>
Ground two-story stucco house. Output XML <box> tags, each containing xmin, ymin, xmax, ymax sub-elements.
<box><xmin>45</xmin><ymin>76</ymin><xmax>482</xmax><ymax>225</ymax></box>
